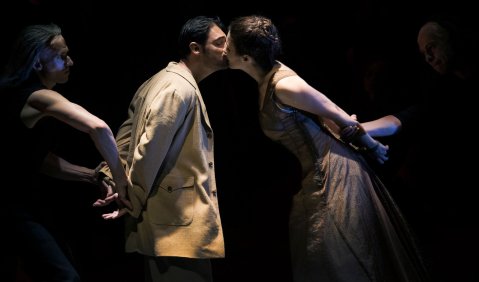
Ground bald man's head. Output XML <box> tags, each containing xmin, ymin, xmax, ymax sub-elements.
<box><xmin>417</xmin><ymin>21</ymin><xmax>453</xmax><ymax>75</ymax></box>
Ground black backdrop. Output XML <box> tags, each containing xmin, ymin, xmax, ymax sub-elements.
<box><xmin>1</xmin><ymin>1</ymin><xmax>477</xmax><ymax>281</ymax></box>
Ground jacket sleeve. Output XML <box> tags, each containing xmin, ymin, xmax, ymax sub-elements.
<box><xmin>98</xmin><ymin>90</ymin><xmax>141</xmax><ymax>179</ymax></box>
<box><xmin>127</xmin><ymin>85</ymin><xmax>193</xmax><ymax>217</ymax></box>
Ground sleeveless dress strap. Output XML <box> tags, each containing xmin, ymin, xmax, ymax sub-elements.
<box><xmin>265</xmin><ymin>69</ymin><xmax>298</xmax><ymax>113</ymax></box>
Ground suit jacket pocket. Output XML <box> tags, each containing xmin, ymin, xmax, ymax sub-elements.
<box><xmin>148</xmin><ymin>175</ymin><xmax>196</xmax><ymax>225</ymax></box>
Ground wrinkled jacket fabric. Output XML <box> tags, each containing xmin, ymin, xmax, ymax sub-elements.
<box><xmin>110</xmin><ymin>62</ymin><xmax>224</xmax><ymax>258</ymax></box>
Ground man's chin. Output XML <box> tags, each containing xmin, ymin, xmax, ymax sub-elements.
<box><xmin>224</xmin><ymin>63</ymin><xmax>238</xmax><ymax>70</ymax></box>
<box><xmin>217</xmin><ymin>62</ymin><xmax>229</xmax><ymax>71</ymax></box>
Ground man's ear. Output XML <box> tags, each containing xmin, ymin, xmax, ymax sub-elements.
<box><xmin>189</xmin><ymin>42</ymin><xmax>201</xmax><ymax>54</ymax></box>
<box><xmin>33</xmin><ymin>60</ymin><xmax>43</xmax><ymax>71</ymax></box>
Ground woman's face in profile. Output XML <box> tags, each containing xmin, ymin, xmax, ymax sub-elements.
<box><xmin>223</xmin><ymin>33</ymin><xmax>243</xmax><ymax>70</ymax></box>
<box><xmin>38</xmin><ymin>35</ymin><xmax>74</xmax><ymax>84</ymax></box>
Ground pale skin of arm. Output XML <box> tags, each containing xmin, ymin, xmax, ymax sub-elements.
<box><xmin>361</xmin><ymin>115</ymin><xmax>402</xmax><ymax>137</ymax></box>
<box><xmin>274</xmin><ymin>76</ymin><xmax>389</xmax><ymax>164</ymax></box>
<box><xmin>25</xmin><ymin>89</ymin><xmax>132</xmax><ymax>209</ymax></box>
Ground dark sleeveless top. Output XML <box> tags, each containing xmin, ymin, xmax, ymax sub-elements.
<box><xmin>3</xmin><ymin>78</ymin><xmax>60</xmax><ymax>209</ymax></box>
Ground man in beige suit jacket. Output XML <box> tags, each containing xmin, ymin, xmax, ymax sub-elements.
<box><xmin>99</xmin><ymin>16</ymin><xmax>228</xmax><ymax>282</ymax></box>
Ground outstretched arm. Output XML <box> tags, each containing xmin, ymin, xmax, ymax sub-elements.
<box><xmin>361</xmin><ymin>104</ymin><xmax>420</xmax><ymax>137</ymax></box>
<box><xmin>361</xmin><ymin>115</ymin><xmax>402</xmax><ymax>137</ymax></box>
<box><xmin>40</xmin><ymin>153</ymin><xmax>115</xmax><ymax>202</ymax></box>
<box><xmin>41</xmin><ymin>152</ymin><xmax>97</xmax><ymax>183</ymax></box>
<box><xmin>275</xmin><ymin>76</ymin><xmax>388</xmax><ymax>163</ymax></box>
<box><xmin>27</xmin><ymin>89</ymin><xmax>131</xmax><ymax>209</ymax></box>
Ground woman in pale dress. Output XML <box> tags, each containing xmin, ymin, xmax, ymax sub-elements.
<box><xmin>223</xmin><ymin>15</ymin><xmax>429</xmax><ymax>282</ymax></box>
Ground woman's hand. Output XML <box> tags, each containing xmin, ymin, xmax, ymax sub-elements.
<box><xmin>92</xmin><ymin>161</ymin><xmax>118</xmax><ymax>207</ymax></box>
<box><xmin>91</xmin><ymin>162</ymin><xmax>132</xmax><ymax>218</ymax></box>
<box><xmin>365</xmin><ymin>141</ymin><xmax>389</xmax><ymax>164</ymax></box>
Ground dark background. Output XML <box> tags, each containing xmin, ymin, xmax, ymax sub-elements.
<box><xmin>1</xmin><ymin>0</ymin><xmax>478</xmax><ymax>281</ymax></box>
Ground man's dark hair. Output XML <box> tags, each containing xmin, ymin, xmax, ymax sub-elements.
<box><xmin>178</xmin><ymin>16</ymin><xmax>224</xmax><ymax>59</ymax></box>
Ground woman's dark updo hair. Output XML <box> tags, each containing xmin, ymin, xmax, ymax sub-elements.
<box><xmin>228</xmin><ymin>15</ymin><xmax>282</xmax><ymax>72</ymax></box>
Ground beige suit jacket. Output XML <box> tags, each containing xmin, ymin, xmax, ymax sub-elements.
<box><xmin>114</xmin><ymin>62</ymin><xmax>224</xmax><ymax>258</ymax></box>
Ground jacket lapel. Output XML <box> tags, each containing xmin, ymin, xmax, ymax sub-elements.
<box><xmin>167</xmin><ymin>62</ymin><xmax>213</xmax><ymax>132</ymax></box>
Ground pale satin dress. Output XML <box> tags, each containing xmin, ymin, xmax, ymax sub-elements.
<box><xmin>258</xmin><ymin>64</ymin><xmax>428</xmax><ymax>282</ymax></box>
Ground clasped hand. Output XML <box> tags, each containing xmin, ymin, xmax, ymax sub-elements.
<box><xmin>366</xmin><ymin>141</ymin><xmax>389</xmax><ymax>164</ymax></box>
<box><xmin>340</xmin><ymin>124</ymin><xmax>389</xmax><ymax>164</ymax></box>
<box><xmin>91</xmin><ymin>162</ymin><xmax>131</xmax><ymax>219</ymax></box>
